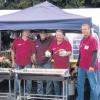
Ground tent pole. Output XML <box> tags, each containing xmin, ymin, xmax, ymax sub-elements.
<box><xmin>0</xmin><ymin>31</ymin><xmax>1</xmax><ymax>51</ymax></box>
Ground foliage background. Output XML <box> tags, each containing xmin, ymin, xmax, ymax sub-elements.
<box><xmin>0</xmin><ymin>0</ymin><xmax>100</xmax><ymax>9</ymax></box>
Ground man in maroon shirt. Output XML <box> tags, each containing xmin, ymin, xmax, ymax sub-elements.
<box><xmin>45</xmin><ymin>29</ymin><xmax>72</xmax><ymax>98</ymax></box>
<box><xmin>11</xmin><ymin>30</ymin><xmax>35</xmax><ymax>99</ymax></box>
<box><xmin>76</xmin><ymin>24</ymin><xmax>98</xmax><ymax>100</ymax></box>
<box><xmin>34</xmin><ymin>30</ymin><xmax>53</xmax><ymax>95</ymax></box>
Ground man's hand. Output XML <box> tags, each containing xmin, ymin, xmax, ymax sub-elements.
<box><xmin>89</xmin><ymin>66</ymin><xmax>95</xmax><ymax>71</ymax></box>
<box><xmin>58</xmin><ymin>49</ymin><xmax>71</xmax><ymax>57</ymax></box>
<box><xmin>32</xmin><ymin>64</ymin><xmax>36</xmax><ymax>68</ymax></box>
<box><xmin>58</xmin><ymin>49</ymin><xmax>68</xmax><ymax>57</ymax></box>
<box><xmin>12</xmin><ymin>62</ymin><xmax>15</xmax><ymax>68</ymax></box>
<box><xmin>45</xmin><ymin>50</ymin><xmax>51</xmax><ymax>57</ymax></box>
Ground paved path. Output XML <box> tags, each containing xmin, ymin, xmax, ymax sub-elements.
<box><xmin>0</xmin><ymin>80</ymin><xmax>90</xmax><ymax>100</ymax></box>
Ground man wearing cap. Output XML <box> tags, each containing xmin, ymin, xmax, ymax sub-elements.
<box><xmin>76</xmin><ymin>24</ymin><xmax>98</xmax><ymax>100</ymax></box>
<box><xmin>11</xmin><ymin>30</ymin><xmax>35</xmax><ymax>99</ymax></box>
<box><xmin>34</xmin><ymin>30</ymin><xmax>53</xmax><ymax>95</ymax></box>
<box><xmin>45</xmin><ymin>29</ymin><xmax>72</xmax><ymax>98</ymax></box>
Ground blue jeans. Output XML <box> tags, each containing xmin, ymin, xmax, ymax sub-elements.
<box><xmin>15</xmin><ymin>65</ymin><xmax>32</xmax><ymax>96</ymax></box>
<box><xmin>53</xmin><ymin>77</ymin><xmax>68</xmax><ymax>98</ymax></box>
<box><xmin>53</xmin><ymin>69</ymin><xmax>69</xmax><ymax>97</ymax></box>
<box><xmin>76</xmin><ymin>68</ymin><xmax>98</xmax><ymax>100</ymax></box>
<box><xmin>37</xmin><ymin>63</ymin><xmax>52</xmax><ymax>95</ymax></box>
<box><xmin>53</xmin><ymin>81</ymin><xmax>61</xmax><ymax>95</ymax></box>
<box><xmin>97</xmin><ymin>70</ymin><xmax>100</xmax><ymax>99</ymax></box>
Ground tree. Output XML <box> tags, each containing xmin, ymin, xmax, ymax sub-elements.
<box><xmin>84</xmin><ymin>0</ymin><xmax>100</xmax><ymax>7</ymax></box>
<box><xmin>0</xmin><ymin>0</ymin><xmax>6</xmax><ymax>9</ymax></box>
<box><xmin>50</xmin><ymin>0</ymin><xmax>66</xmax><ymax>8</ymax></box>
<box><xmin>16</xmin><ymin>0</ymin><xmax>32</xmax><ymax>9</ymax></box>
<box><xmin>0</xmin><ymin>0</ymin><xmax>99</xmax><ymax>9</ymax></box>
<box><xmin>65</xmin><ymin>0</ymin><xmax>85</xmax><ymax>8</ymax></box>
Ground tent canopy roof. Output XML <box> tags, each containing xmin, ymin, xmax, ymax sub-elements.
<box><xmin>0</xmin><ymin>1</ymin><xmax>92</xmax><ymax>30</ymax></box>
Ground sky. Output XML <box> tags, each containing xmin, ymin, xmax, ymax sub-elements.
<box><xmin>0</xmin><ymin>10</ymin><xmax>20</xmax><ymax>16</ymax></box>
<box><xmin>63</xmin><ymin>8</ymin><xmax>100</xmax><ymax>28</ymax></box>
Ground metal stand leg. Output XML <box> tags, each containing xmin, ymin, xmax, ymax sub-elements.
<box><xmin>14</xmin><ymin>79</ymin><xmax>16</xmax><ymax>99</ymax></box>
<box><xmin>65</xmin><ymin>79</ymin><xmax>68</xmax><ymax>100</ymax></box>
<box><xmin>19</xmin><ymin>80</ymin><xmax>21</xmax><ymax>100</ymax></box>
<box><xmin>63</xmin><ymin>79</ymin><xmax>68</xmax><ymax>100</ymax></box>
<box><xmin>63</xmin><ymin>81</ymin><xmax>65</xmax><ymax>100</ymax></box>
<box><xmin>24</xmin><ymin>80</ymin><xmax>26</xmax><ymax>100</ymax></box>
<box><xmin>9</xmin><ymin>80</ymin><xmax>11</xmax><ymax>97</ymax></box>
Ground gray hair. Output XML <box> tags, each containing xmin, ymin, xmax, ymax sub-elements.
<box><xmin>56</xmin><ymin>29</ymin><xmax>65</xmax><ymax>36</ymax></box>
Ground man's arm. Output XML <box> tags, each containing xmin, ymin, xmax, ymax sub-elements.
<box><xmin>31</xmin><ymin>53</ymin><xmax>36</xmax><ymax>64</ymax></box>
<box><xmin>67</xmin><ymin>51</ymin><xmax>72</xmax><ymax>56</ymax></box>
<box><xmin>89</xmin><ymin>37</ymin><xmax>98</xmax><ymax>71</ymax></box>
<box><xmin>11</xmin><ymin>49</ymin><xmax>15</xmax><ymax>67</ymax></box>
<box><xmin>31</xmin><ymin>53</ymin><xmax>37</xmax><ymax>68</ymax></box>
<box><xmin>89</xmin><ymin>51</ymin><xmax>97</xmax><ymax>71</ymax></box>
<box><xmin>65</xmin><ymin>40</ymin><xmax>72</xmax><ymax>57</ymax></box>
<box><xmin>76</xmin><ymin>52</ymin><xmax>80</xmax><ymax>67</ymax></box>
<box><xmin>90</xmin><ymin>51</ymin><xmax>97</xmax><ymax>67</ymax></box>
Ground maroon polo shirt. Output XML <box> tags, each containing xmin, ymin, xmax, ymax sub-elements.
<box><xmin>79</xmin><ymin>35</ymin><xmax>98</xmax><ymax>70</ymax></box>
<box><xmin>12</xmin><ymin>37</ymin><xmax>35</xmax><ymax>66</ymax></box>
<box><xmin>48</xmin><ymin>39</ymin><xmax>72</xmax><ymax>69</ymax></box>
<box><xmin>35</xmin><ymin>37</ymin><xmax>53</xmax><ymax>65</ymax></box>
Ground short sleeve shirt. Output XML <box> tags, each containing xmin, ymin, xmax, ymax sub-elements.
<box><xmin>12</xmin><ymin>37</ymin><xmax>35</xmax><ymax>66</ymax></box>
<box><xmin>48</xmin><ymin>39</ymin><xmax>72</xmax><ymax>69</ymax></box>
<box><xmin>79</xmin><ymin>35</ymin><xmax>98</xmax><ymax>70</ymax></box>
